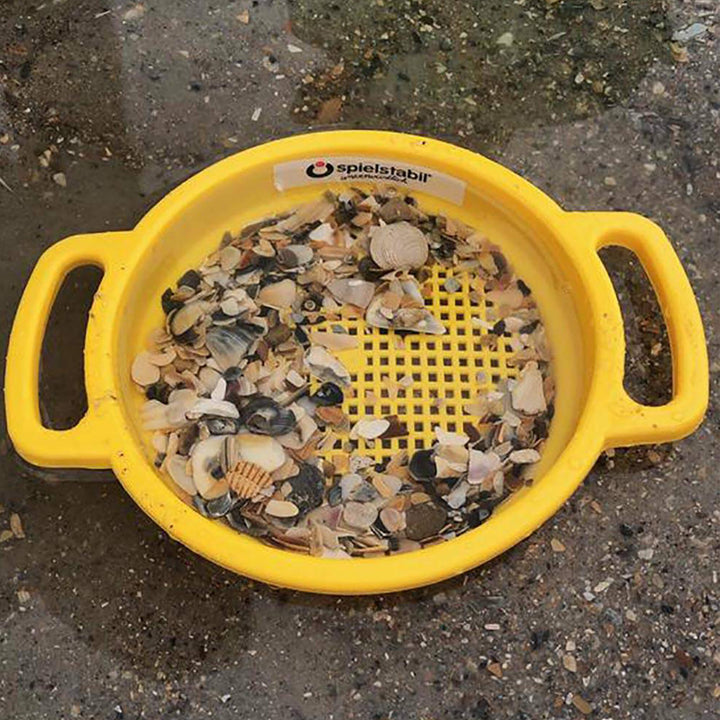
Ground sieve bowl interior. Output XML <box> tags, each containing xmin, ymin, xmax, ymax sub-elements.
<box><xmin>109</xmin><ymin>133</ymin><xmax>598</xmax><ymax>592</ymax></box>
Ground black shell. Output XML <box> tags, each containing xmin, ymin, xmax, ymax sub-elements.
<box><xmin>239</xmin><ymin>397</ymin><xmax>297</xmax><ymax>436</ymax></box>
<box><xmin>311</xmin><ymin>382</ymin><xmax>344</xmax><ymax>407</ymax></box>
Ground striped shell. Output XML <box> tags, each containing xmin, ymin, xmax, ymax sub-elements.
<box><xmin>226</xmin><ymin>461</ymin><xmax>274</xmax><ymax>499</ymax></box>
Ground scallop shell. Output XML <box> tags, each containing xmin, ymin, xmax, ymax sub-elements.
<box><xmin>369</xmin><ymin>221</ymin><xmax>428</xmax><ymax>270</ymax></box>
<box><xmin>226</xmin><ymin>460</ymin><xmax>274</xmax><ymax>498</ymax></box>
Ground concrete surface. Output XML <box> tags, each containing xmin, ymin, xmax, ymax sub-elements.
<box><xmin>1</xmin><ymin>1</ymin><xmax>718</xmax><ymax>718</ymax></box>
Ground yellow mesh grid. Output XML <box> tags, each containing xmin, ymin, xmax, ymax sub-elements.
<box><xmin>318</xmin><ymin>264</ymin><xmax>518</xmax><ymax>464</ymax></box>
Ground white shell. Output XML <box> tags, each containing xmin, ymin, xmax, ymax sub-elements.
<box><xmin>191</xmin><ymin>436</ymin><xmax>229</xmax><ymax>499</ymax></box>
<box><xmin>370</xmin><ymin>221</ymin><xmax>428</xmax><ymax>270</ymax></box>
<box><xmin>131</xmin><ymin>352</ymin><xmax>161</xmax><ymax>386</ymax></box>
<box><xmin>511</xmin><ymin>362</ymin><xmax>547</xmax><ymax>415</ymax></box>
<box><xmin>236</xmin><ymin>433</ymin><xmax>287</xmax><ymax>472</ymax></box>
<box><xmin>166</xmin><ymin>455</ymin><xmax>197</xmax><ymax>495</ymax></box>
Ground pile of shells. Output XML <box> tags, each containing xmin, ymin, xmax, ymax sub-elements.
<box><xmin>131</xmin><ymin>185</ymin><xmax>554</xmax><ymax>557</ymax></box>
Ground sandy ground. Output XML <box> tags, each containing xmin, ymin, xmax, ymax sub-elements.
<box><xmin>1</xmin><ymin>1</ymin><xmax>718</xmax><ymax>718</ymax></box>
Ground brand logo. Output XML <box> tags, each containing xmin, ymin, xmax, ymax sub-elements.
<box><xmin>304</xmin><ymin>159</ymin><xmax>433</xmax><ymax>184</ymax></box>
<box><xmin>305</xmin><ymin>160</ymin><xmax>335</xmax><ymax>178</ymax></box>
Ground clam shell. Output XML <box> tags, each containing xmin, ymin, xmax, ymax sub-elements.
<box><xmin>226</xmin><ymin>460</ymin><xmax>274</xmax><ymax>498</ymax></box>
<box><xmin>370</xmin><ymin>221</ymin><xmax>428</xmax><ymax>270</ymax></box>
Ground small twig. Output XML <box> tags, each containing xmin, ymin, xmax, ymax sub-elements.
<box><xmin>0</xmin><ymin>176</ymin><xmax>13</xmax><ymax>193</ymax></box>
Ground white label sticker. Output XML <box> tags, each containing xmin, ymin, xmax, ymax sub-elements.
<box><xmin>273</xmin><ymin>156</ymin><xmax>466</xmax><ymax>205</ymax></box>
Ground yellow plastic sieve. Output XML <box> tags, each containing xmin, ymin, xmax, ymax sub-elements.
<box><xmin>4</xmin><ymin>131</ymin><xmax>708</xmax><ymax>594</ymax></box>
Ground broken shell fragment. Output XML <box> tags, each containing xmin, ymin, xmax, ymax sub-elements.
<box><xmin>511</xmin><ymin>362</ymin><xmax>547</xmax><ymax>415</ymax></box>
<box><xmin>343</xmin><ymin>501</ymin><xmax>379</xmax><ymax>530</ymax></box>
<box><xmin>370</xmin><ymin>221</ymin><xmax>429</xmax><ymax>270</ymax></box>
<box><xmin>226</xmin><ymin>461</ymin><xmax>274</xmax><ymax>498</ymax></box>
<box><xmin>257</xmin><ymin>279</ymin><xmax>297</xmax><ymax>309</ymax></box>
<box><xmin>205</xmin><ymin>324</ymin><xmax>262</xmax><ymax>371</ymax></box>
<box><xmin>327</xmin><ymin>278</ymin><xmax>376</xmax><ymax>309</ymax></box>
<box><xmin>311</xmin><ymin>382</ymin><xmax>344</xmax><ymax>406</ymax></box>
<box><xmin>240</xmin><ymin>397</ymin><xmax>298</xmax><ymax>436</ymax></box>
<box><xmin>265</xmin><ymin>499</ymin><xmax>300</xmax><ymax>518</ymax></box>
<box><xmin>277</xmin><ymin>244</ymin><xmax>314</xmax><ymax>268</ymax></box>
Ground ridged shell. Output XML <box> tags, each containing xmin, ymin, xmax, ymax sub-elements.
<box><xmin>226</xmin><ymin>461</ymin><xmax>274</xmax><ymax>499</ymax></box>
<box><xmin>370</xmin><ymin>221</ymin><xmax>428</xmax><ymax>270</ymax></box>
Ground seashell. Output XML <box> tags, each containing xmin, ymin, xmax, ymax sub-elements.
<box><xmin>132</xmin><ymin>351</ymin><xmax>161</xmax><ymax>386</ymax></box>
<box><xmin>264</xmin><ymin>323</ymin><xmax>293</xmax><ymax>348</ymax></box>
<box><xmin>285</xmin><ymin>369</ymin><xmax>306</xmax><ymax>389</ymax></box>
<box><xmin>191</xmin><ymin>436</ymin><xmax>230</xmax><ymax>499</ymax></box>
<box><xmin>327</xmin><ymin>278</ymin><xmax>376</xmax><ymax>309</ymax></box>
<box><xmin>226</xmin><ymin>460</ymin><xmax>274</xmax><ymax>498</ymax></box>
<box><xmin>308</xmin><ymin>222</ymin><xmax>334</xmax><ymax>242</ymax></box>
<box><xmin>365</xmin><ymin>295</ymin><xmax>445</xmax><ymax>335</ymax></box>
<box><xmin>265</xmin><ymin>499</ymin><xmax>300</xmax><ymax>518</ymax></box>
<box><xmin>252</xmin><ymin>238</ymin><xmax>276</xmax><ymax>257</ymax></box>
<box><xmin>284</xmin><ymin>464</ymin><xmax>325</xmax><ymax>515</ymax></box>
<box><xmin>257</xmin><ymin>279</ymin><xmax>297</xmax><ymax>309</ymax></box>
<box><xmin>205</xmin><ymin>323</ymin><xmax>262</xmax><ymax>371</ymax></box>
<box><xmin>307</xmin><ymin>331</ymin><xmax>358</xmax><ymax>351</ymax></box>
<box><xmin>202</xmin><ymin>416</ymin><xmax>241</xmax><ymax>435</ymax></box>
<box><xmin>166</xmin><ymin>454</ymin><xmax>196</xmax><ymax>495</ymax></box>
<box><xmin>467</xmin><ymin>449</ymin><xmax>502</xmax><ymax>485</ymax></box>
<box><xmin>408</xmin><ymin>449</ymin><xmax>436</xmax><ymax>482</ymax></box>
<box><xmin>186</xmin><ymin>398</ymin><xmax>239</xmax><ymax>420</ymax></box>
<box><xmin>205</xmin><ymin>492</ymin><xmax>238</xmax><ymax>518</ymax></box>
<box><xmin>342</xmin><ymin>502</ymin><xmax>378</xmax><ymax>530</ymax></box>
<box><xmin>236</xmin><ymin>433</ymin><xmax>287</xmax><ymax>472</ymax></box>
<box><xmin>339</xmin><ymin>473</ymin><xmax>362</xmax><ymax>500</ymax></box>
<box><xmin>276</xmin><ymin>412</ymin><xmax>318</xmax><ymax>450</ymax></box>
<box><xmin>379</xmin><ymin>507</ymin><xmax>406</xmax><ymax>533</ymax></box>
<box><xmin>350</xmin><ymin>418</ymin><xmax>390</xmax><ymax>440</ymax></box>
<box><xmin>311</xmin><ymin>382</ymin><xmax>344</xmax><ymax>406</ymax></box>
<box><xmin>239</xmin><ymin>397</ymin><xmax>297</xmax><ymax>436</ymax></box>
<box><xmin>220</xmin><ymin>297</ymin><xmax>241</xmax><ymax>316</ymax></box>
<box><xmin>444</xmin><ymin>480</ymin><xmax>470</xmax><ymax>509</ymax></box>
<box><xmin>434</xmin><ymin>426</ymin><xmax>469</xmax><ymax>446</ymax></box>
<box><xmin>169</xmin><ymin>302</ymin><xmax>205</xmax><ymax>338</ymax></box>
<box><xmin>511</xmin><ymin>362</ymin><xmax>547</xmax><ymax>415</ymax></box>
<box><xmin>146</xmin><ymin>347</ymin><xmax>177</xmax><ymax>366</ymax></box>
<box><xmin>210</xmin><ymin>376</ymin><xmax>227</xmax><ymax>401</ymax></box>
<box><xmin>305</xmin><ymin>346</ymin><xmax>351</xmax><ymax>386</ymax></box>
<box><xmin>370</xmin><ymin>221</ymin><xmax>428</xmax><ymax>270</ymax></box>
<box><xmin>220</xmin><ymin>245</ymin><xmax>242</xmax><ymax>271</ymax></box>
<box><xmin>508</xmin><ymin>448</ymin><xmax>541</xmax><ymax>464</ymax></box>
<box><xmin>277</xmin><ymin>244</ymin><xmax>314</xmax><ymax>268</ymax></box>
<box><xmin>404</xmin><ymin>502</ymin><xmax>447</xmax><ymax>541</ymax></box>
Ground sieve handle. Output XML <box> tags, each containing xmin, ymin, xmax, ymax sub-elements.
<box><xmin>579</xmin><ymin>212</ymin><xmax>708</xmax><ymax>447</ymax></box>
<box><xmin>5</xmin><ymin>232</ymin><xmax>132</xmax><ymax>469</ymax></box>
